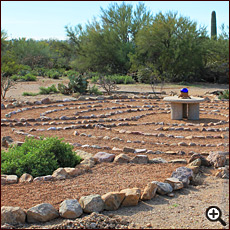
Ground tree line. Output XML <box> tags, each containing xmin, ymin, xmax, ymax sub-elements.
<box><xmin>1</xmin><ymin>2</ymin><xmax>229</xmax><ymax>83</ymax></box>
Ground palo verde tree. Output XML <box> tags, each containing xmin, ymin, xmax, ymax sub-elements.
<box><xmin>130</xmin><ymin>11</ymin><xmax>208</xmax><ymax>82</ymax></box>
<box><xmin>65</xmin><ymin>2</ymin><xmax>153</xmax><ymax>75</ymax></box>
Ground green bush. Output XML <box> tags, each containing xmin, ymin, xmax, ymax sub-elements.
<box><xmin>21</xmin><ymin>73</ymin><xmax>37</xmax><ymax>81</ymax></box>
<box><xmin>88</xmin><ymin>85</ymin><xmax>103</xmax><ymax>95</ymax></box>
<box><xmin>22</xmin><ymin>92</ymin><xmax>39</xmax><ymax>96</ymax></box>
<box><xmin>1</xmin><ymin>137</ymin><xmax>82</xmax><ymax>177</ymax></box>
<box><xmin>39</xmin><ymin>84</ymin><xmax>58</xmax><ymax>95</ymax></box>
<box><xmin>58</xmin><ymin>83</ymin><xmax>71</xmax><ymax>95</ymax></box>
<box><xmin>11</xmin><ymin>73</ymin><xmax>37</xmax><ymax>81</ymax></box>
<box><xmin>47</xmin><ymin>69</ymin><xmax>62</xmax><ymax>79</ymax></box>
<box><xmin>91</xmin><ymin>75</ymin><xmax>135</xmax><ymax>84</ymax></box>
<box><xmin>218</xmin><ymin>90</ymin><xmax>229</xmax><ymax>99</ymax></box>
<box><xmin>11</xmin><ymin>75</ymin><xmax>20</xmax><ymax>81</ymax></box>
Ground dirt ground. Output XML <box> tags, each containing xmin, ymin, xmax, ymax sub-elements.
<box><xmin>1</xmin><ymin>77</ymin><xmax>229</xmax><ymax>229</ymax></box>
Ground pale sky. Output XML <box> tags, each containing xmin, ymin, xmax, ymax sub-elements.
<box><xmin>1</xmin><ymin>1</ymin><xmax>229</xmax><ymax>40</ymax></box>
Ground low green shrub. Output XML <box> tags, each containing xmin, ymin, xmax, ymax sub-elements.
<box><xmin>91</xmin><ymin>75</ymin><xmax>135</xmax><ymax>84</ymax></box>
<box><xmin>1</xmin><ymin>136</ymin><xmax>82</xmax><ymax>177</ymax></box>
<box><xmin>11</xmin><ymin>75</ymin><xmax>20</xmax><ymax>81</ymax></box>
<box><xmin>88</xmin><ymin>85</ymin><xmax>103</xmax><ymax>95</ymax></box>
<box><xmin>22</xmin><ymin>92</ymin><xmax>39</xmax><ymax>96</ymax></box>
<box><xmin>47</xmin><ymin>69</ymin><xmax>62</xmax><ymax>79</ymax></box>
<box><xmin>58</xmin><ymin>83</ymin><xmax>71</xmax><ymax>95</ymax></box>
<box><xmin>39</xmin><ymin>84</ymin><xmax>58</xmax><ymax>95</ymax></box>
<box><xmin>21</xmin><ymin>73</ymin><xmax>37</xmax><ymax>81</ymax></box>
<box><xmin>218</xmin><ymin>90</ymin><xmax>229</xmax><ymax>99</ymax></box>
<box><xmin>11</xmin><ymin>74</ymin><xmax>37</xmax><ymax>81</ymax></box>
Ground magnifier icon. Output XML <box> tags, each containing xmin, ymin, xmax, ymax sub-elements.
<box><xmin>206</xmin><ymin>206</ymin><xmax>227</xmax><ymax>226</ymax></box>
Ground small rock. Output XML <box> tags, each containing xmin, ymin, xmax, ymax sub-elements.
<box><xmin>171</xmin><ymin>167</ymin><xmax>194</xmax><ymax>187</ymax></box>
<box><xmin>19</xmin><ymin>173</ymin><xmax>33</xmax><ymax>183</ymax></box>
<box><xmin>134</xmin><ymin>149</ymin><xmax>147</xmax><ymax>154</ymax></box>
<box><xmin>151</xmin><ymin>181</ymin><xmax>173</xmax><ymax>195</ymax></box>
<box><xmin>5</xmin><ymin>175</ymin><xmax>18</xmax><ymax>184</ymax></box>
<box><xmin>189</xmin><ymin>153</ymin><xmax>211</xmax><ymax>167</ymax></box>
<box><xmin>130</xmin><ymin>155</ymin><xmax>149</xmax><ymax>164</ymax></box>
<box><xmin>120</xmin><ymin>188</ymin><xmax>141</xmax><ymax>206</ymax></box>
<box><xmin>178</xmin><ymin>142</ymin><xmax>188</xmax><ymax>146</ymax></box>
<box><xmin>59</xmin><ymin>199</ymin><xmax>83</xmax><ymax>219</ymax></box>
<box><xmin>149</xmin><ymin>158</ymin><xmax>167</xmax><ymax>164</ymax></box>
<box><xmin>27</xmin><ymin>203</ymin><xmax>59</xmax><ymax>223</ymax></box>
<box><xmin>93</xmin><ymin>152</ymin><xmax>115</xmax><ymax>163</ymax></box>
<box><xmin>102</xmin><ymin>192</ymin><xmax>125</xmax><ymax>211</ymax></box>
<box><xmin>141</xmin><ymin>183</ymin><xmax>158</xmax><ymax>200</ymax></box>
<box><xmin>123</xmin><ymin>147</ymin><xmax>135</xmax><ymax>153</ymax></box>
<box><xmin>207</xmin><ymin>151</ymin><xmax>226</xmax><ymax>168</ymax></box>
<box><xmin>168</xmin><ymin>159</ymin><xmax>187</xmax><ymax>164</ymax></box>
<box><xmin>114</xmin><ymin>154</ymin><xmax>130</xmax><ymax>163</ymax></box>
<box><xmin>1</xmin><ymin>206</ymin><xmax>26</xmax><ymax>225</ymax></box>
<box><xmin>52</xmin><ymin>168</ymin><xmax>68</xmax><ymax>180</ymax></box>
<box><xmin>41</xmin><ymin>98</ymin><xmax>51</xmax><ymax>104</ymax></box>
<box><xmin>79</xmin><ymin>195</ymin><xmax>104</xmax><ymax>213</ymax></box>
<box><xmin>164</xmin><ymin>178</ymin><xmax>183</xmax><ymax>190</ymax></box>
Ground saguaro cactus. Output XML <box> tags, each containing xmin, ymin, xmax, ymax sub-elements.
<box><xmin>211</xmin><ymin>11</ymin><xmax>217</xmax><ymax>40</ymax></box>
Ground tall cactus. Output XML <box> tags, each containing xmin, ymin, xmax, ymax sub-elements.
<box><xmin>211</xmin><ymin>11</ymin><xmax>217</xmax><ymax>40</ymax></box>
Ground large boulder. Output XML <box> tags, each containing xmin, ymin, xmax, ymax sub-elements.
<box><xmin>151</xmin><ymin>181</ymin><xmax>173</xmax><ymax>195</ymax></box>
<box><xmin>171</xmin><ymin>167</ymin><xmax>194</xmax><ymax>187</ymax></box>
<box><xmin>59</xmin><ymin>199</ymin><xmax>83</xmax><ymax>219</ymax></box>
<box><xmin>27</xmin><ymin>203</ymin><xmax>59</xmax><ymax>223</ymax></box>
<box><xmin>19</xmin><ymin>173</ymin><xmax>33</xmax><ymax>183</ymax></box>
<box><xmin>164</xmin><ymin>178</ymin><xmax>183</xmax><ymax>190</ymax></box>
<box><xmin>93</xmin><ymin>152</ymin><xmax>115</xmax><ymax>163</ymax></box>
<box><xmin>114</xmin><ymin>154</ymin><xmax>131</xmax><ymax>163</ymax></box>
<box><xmin>1</xmin><ymin>206</ymin><xmax>26</xmax><ymax>225</ymax></box>
<box><xmin>120</xmin><ymin>188</ymin><xmax>141</xmax><ymax>206</ymax></box>
<box><xmin>207</xmin><ymin>151</ymin><xmax>226</xmax><ymax>168</ymax></box>
<box><xmin>79</xmin><ymin>195</ymin><xmax>104</xmax><ymax>213</ymax></box>
<box><xmin>141</xmin><ymin>183</ymin><xmax>158</xmax><ymax>200</ymax></box>
<box><xmin>102</xmin><ymin>192</ymin><xmax>125</xmax><ymax>211</ymax></box>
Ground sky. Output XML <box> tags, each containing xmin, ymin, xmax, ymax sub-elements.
<box><xmin>1</xmin><ymin>1</ymin><xmax>229</xmax><ymax>40</ymax></box>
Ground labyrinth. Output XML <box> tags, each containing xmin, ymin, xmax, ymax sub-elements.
<box><xmin>1</xmin><ymin>95</ymin><xmax>229</xmax><ymax>210</ymax></box>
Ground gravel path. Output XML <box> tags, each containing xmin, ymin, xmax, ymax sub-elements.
<box><xmin>103</xmin><ymin>173</ymin><xmax>229</xmax><ymax>229</ymax></box>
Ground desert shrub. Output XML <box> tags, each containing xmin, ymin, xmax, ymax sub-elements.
<box><xmin>11</xmin><ymin>73</ymin><xmax>36</xmax><ymax>81</ymax></box>
<box><xmin>47</xmin><ymin>69</ymin><xmax>62</xmax><ymax>79</ymax></box>
<box><xmin>1</xmin><ymin>136</ymin><xmax>82</xmax><ymax>177</ymax></box>
<box><xmin>21</xmin><ymin>73</ymin><xmax>37</xmax><ymax>81</ymax></box>
<box><xmin>11</xmin><ymin>75</ymin><xmax>20</xmax><ymax>81</ymax></box>
<box><xmin>137</xmin><ymin>68</ymin><xmax>152</xmax><ymax>83</ymax></box>
<box><xmin>91</xmin><ymin>76</ymin><xmax>99</xmax><ymax>83</ymax></box>
<box><xmin>58</xmin><ymin>83</ymin><xmax>71</xmax><ymax>95</ymax></box>
<box><xmin>39</xmin><ymin>84</ymin><xmax>58</xmax><ymax>95</ymax></box>
<box><xmin>97</xmin><ymin>75</ymin><xmax>119</xmax><ymax>95</ymax></box>
<box><xmin>22</xmin><ymin>92</ymin><xmax>39</xmax><ymax>96</ymax></box>
<box><xmin>66</xmin><ymin>70</ymin><xmax>80</xmax><ymax>77</ymax></box>
<box><xmin>111</xmin><ymin>75</ymin><xmax>135</xmax><ymax>84</ymax></box>
<box><xmin>218</xmin><ymin>90</ymin><xmax>229</xmax><ymax>99</ymax></box>
<box><xmin>91</xmin><ymin>75</ymin><xmax>135</xmax><ymax>84</ymax></box>
<box><xmin>1</xmin><ymin>74</ymin><xmax>16</xmax><ymax>99</ymax></box>
<box><xmin>88</xmin><ymin>84</ymin><xmax>103</xmax><ymax>95</ymax></box>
